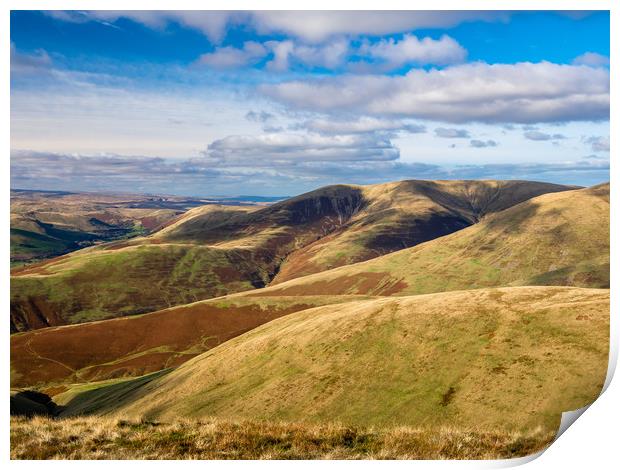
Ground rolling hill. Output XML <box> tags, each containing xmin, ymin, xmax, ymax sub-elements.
<box><xmin>10</xmin><ymin>180</ymin><xmax>572</xmax><ymax>332</ymax></box>
<box><xmin>54</xmin><ymin>287</ymin><xmax>609</xmax><ymax>435</ymax></box>
<box><xmin>264</xmin><ymin>183</ymin><xmax>610</xmax><ymax>296</ymax></box>
<box><xmin>10</xmin><ymin>183</ymin><xmax>609</xmax><ymax>389</ymax></box>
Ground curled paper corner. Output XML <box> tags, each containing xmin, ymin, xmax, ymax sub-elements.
<box><xmin>495</xmin><ymin>352</ymin><xmax>617</xmax><ymax>468</ymax></box>
<box><xmin>492</xmin><ymin>448</ymin><xmax>546</xmax><ymax>468</ymax></box>
<box><xmin>554</xmin><ymin>405</ymin><xmax>590</xmax><ymax>440</ymax></box>
<box><xmin>491</xmin><ymin>407</ymin><xmax>591</xmax><ymax>469</ymax></box>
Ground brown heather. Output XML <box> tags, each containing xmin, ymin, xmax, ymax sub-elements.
<box><xmin>10</xmin><ymin>416</ymin><xmax>554</xmax><ymax>460</ymax></box>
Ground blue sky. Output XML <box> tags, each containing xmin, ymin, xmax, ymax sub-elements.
<box><xmin>10</xmin><ymin>10</ymin><xmax>610</xmax><ymax>196</ymax></box>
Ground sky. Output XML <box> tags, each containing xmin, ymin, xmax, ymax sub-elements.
<box><xmin>10</xmin><ymin>10</ymin><xmax>610</xmax><ymax>197</ymax></box>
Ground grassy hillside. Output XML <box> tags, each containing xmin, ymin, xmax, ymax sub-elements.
<box><xmin>11</xmin><ymin>294</ymin><xmax>373</xmax><ymax>389</ymax></box>
<box><xmin>11</xmin><ymin>180</ymin><xmax>571</xmax><ymax>331</ymax></box>
<box><xmin>11</xmin><ymin>183</ymin><xmax>607</xmax><ymax>387</ymax></box>
<box><xmin>265</xmin><ymin>184</ymin><xmax>609</xmax><ymax>296</ymax></box>
<box><xmin>271</xmin><ymin>180</ymin><xmax>573</xmax><ymax>283</ymax></box>
<box><xmin>10</xmin><ymin>415</ymin><xmax>554</xmax><ymax>459</ymax></box>
<box><xmin>77</xmin><ymin>287</ymin><xmax>609</xmax><ymax>434</ymax></box>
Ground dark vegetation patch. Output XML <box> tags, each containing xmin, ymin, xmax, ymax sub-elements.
<box><xmin>11</xmin><ymin>301</ymin><xmax>317</xmax><ymax>388</ymax></box>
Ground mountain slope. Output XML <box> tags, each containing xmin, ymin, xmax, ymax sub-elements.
<box><xmin>10</xmin><ymin>180</ymin><xmax>571</xmax><ymax>332</ymax></box>
<box><xmin>88</xmin><ymin>287</ymin><xmax>609</xmax><ymax>433</ymax></box>
<box><xmin>263</xmin><ymin>183</ymin><xmax>609</xmax><ymax>297</ymax></box>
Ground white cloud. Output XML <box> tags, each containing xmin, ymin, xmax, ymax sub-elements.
<box><xmin>572</xmin><ymin>52</ymin><xmax>610</xmax><ymax>67</ymax></box>
<box><xmin>435</xmin><ymin>128</ymin><xmax>470</xmax><ymax>138</ymax></box>
<box><xmin>359</xmin><ymin>34</ymin><xmax>466</xmax><ymax>69</ymax></box>
<box><xmin>199</xmin><ymin>39</ymin><xmax>350</xmax><ymax>71</ymax></box>
<box><xmin>301</xmin><ymin>116</ymin><xmax>425</xmax><ymax>135</ymax></box>
<box><xmin>265</xmin><ymin>40</ymin><xmax>295</xmax><ymax>72</ymax></box>
<box><xmin>204</xmin><ymin>132</ymin><xmax>399</xmax><ymax>163</ymax></box>
<box><xmin>196</xmin><ymin>41</ymin><xmax>267</xmax><ymax>68</ymax></box>
<box><xmin>292</xmin><ymin>40</ymin><xmax>350</xmax><ymax>69</ymax></box>
<box><xmin>249</xmin><ymin>11</ymin><xmax>510</xmax><ymax>43</ymax></box>
<box><xmin>261</xmin><ymin>61</ymin><xmax>610</xmax><ymax>123</ymax></box>
<box><xmin>523</xmin><ymin>131</ymin><xmax>566</xmax><ymax>141</ymax></box>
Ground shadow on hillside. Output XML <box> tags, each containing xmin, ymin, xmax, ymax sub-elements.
<box><xmin>10</xmin><ymin>390</ymin><xmax>60</xmax><ymax>417</ymax></box>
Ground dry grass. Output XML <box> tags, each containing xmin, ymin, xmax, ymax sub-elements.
<box><xmin>10</xmin><ymin>416</ymin><xmax>554</xmax><ymax>460</ymax></box>
<box><xmin>112</xmin><ymin>287</ymin><xmax>608</xmax><ymax>433</ymax></box>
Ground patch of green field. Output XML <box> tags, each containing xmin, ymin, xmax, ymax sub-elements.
<box><xmin>10</xmin><ymin>229</ymin><xmax>74</xmax><ymax>257</ymax></box>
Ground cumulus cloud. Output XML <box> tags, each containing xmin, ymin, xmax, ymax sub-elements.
<box><xmin>470</xmin><ymin>139</ymin><xmax>498</xmax><ymax>148</ymax></box>
<box><xmin>292</xmin><ymin>40</ymin><xmax>350</xmax><ymax>69</ymax></box>
<box><xmin>435</xmin><ymin>128</ymin><xmax>470</xmax><ymax>138</ymax></box>
<box><xmin>261</xmin><ymin>61</ymin><xmax>610</xmax><ymax>124</ymax></box>
<box><xmin>204</xmin><ymin>132</ymin><xmax>400</xmax><ymax>163</ymax></box>
<box><xmin>572</xmin><ymin>52</ymin><xmax>610</xmax><ymax>67</ymax></box>
<box><xmin>523</xmin><ymin>131</ymin><xmax>566</xmax><ymax>141</ymax></box>
<box><xmin>264</xmin><ymin>40</ymin><xmax>296</xmax><ymax>72</ymax></box>
<box><xmin>301</xmin><ymin>117</ymin><xmax>426</xmax><ymax>135</ymax></box>
<box><xmin>583</xmin><ymin>135</ymin><xmax>610</xmax><ymax>152</ymax></box>
<box><xmin>197</xmin><ymin>39</ymin><xmax>350</xmax><ymax>71</ymax></box>
<box><xmin>196</xmin><ymin>41</ymin><xmax>267</xmax><ymax>68</ymax></box>
<box><xmin>359</xmin><ymin>34</ymin><xmax>466</xmax><ymax>69</ymax></box>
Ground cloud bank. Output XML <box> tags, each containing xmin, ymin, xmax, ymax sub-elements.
<box><xmin>12</xmin><ymin>149</ymin><xmax>608</xmax><ymax>196</ymax></box>
<box><xmin>261</xmin><ymin>62</ymin><xmax>609</xmax><ymax>124</ymax></box>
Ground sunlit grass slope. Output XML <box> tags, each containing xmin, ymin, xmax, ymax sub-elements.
<box><xmin>108</xmin><ymin>287</ymin><xmax>608</xmax><ymax>433</ymax></box>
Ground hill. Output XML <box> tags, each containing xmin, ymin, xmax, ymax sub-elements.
<box><xmin>264</xmin><ymin>183</ymin><xmax>610</xmax><ymax>296</ymax></box>
<box><xmin>10</xmin><ymin>183</ymin><xmax>608</xmax><ymax>387</ymax></box>
<box><xmin>60</xmin><ymin>287</ymin><xmax>609</xmax><ymax>434</ymax></box>
<box><xmin>10</xmin><ymin>180</ymin><xmax>571</xmax><ymax>332</ymax></box>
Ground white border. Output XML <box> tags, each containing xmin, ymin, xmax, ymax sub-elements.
<box><xmin>3</xmin><ymin>1</ymin><xmax>616</xmax><ymax>468</ymax></box>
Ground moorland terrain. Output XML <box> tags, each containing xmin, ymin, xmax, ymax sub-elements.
<box><xmin>10</xmin><ymin>179</ymin><xmax>610</xmax><ymax>460</ymax></box>
<box><xmin>10</xmin><ymin>189</ymin><xmax>281</xmax><ymax>267</ymax></box>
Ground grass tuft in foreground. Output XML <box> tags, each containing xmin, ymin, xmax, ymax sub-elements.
<box><xmin>10</xmin><ymin>416</ymin><xmax>554</xmax><ymax>460</ymax></box>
